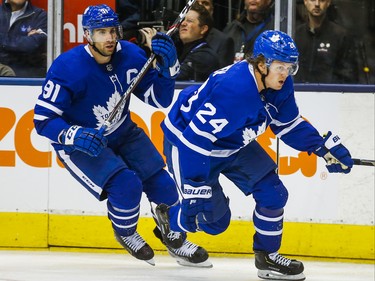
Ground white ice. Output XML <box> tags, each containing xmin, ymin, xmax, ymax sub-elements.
<box><xmin>0</xmin><ymin>250</ymin><xmax>373</xmax><ymax>281</ymax></box>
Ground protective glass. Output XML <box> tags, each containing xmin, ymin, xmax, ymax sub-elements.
<box><xmin>268</xmin><ymin>62</ymin><xmax>299</xmax><ymax>76</ymax></box>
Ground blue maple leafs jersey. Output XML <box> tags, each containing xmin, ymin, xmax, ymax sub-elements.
<box><xmin>34</xmin><ymin>40</ymin><xmax>175</xmax><ymax>149</ymax></box>
<box><xmin>162</xmin><ymin>60</ymin><xmax>324</xmax><ymax>181</ymax></box>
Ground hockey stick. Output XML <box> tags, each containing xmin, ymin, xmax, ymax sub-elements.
<box><xmin>100</xmin><ymin>0</ymin><xmax>197</xmax><ymax>132</ymax></box>
<box><xmin>352</xmin><ymin>158</ymin><xmax>375</xmax><ymax>167</ymax></box>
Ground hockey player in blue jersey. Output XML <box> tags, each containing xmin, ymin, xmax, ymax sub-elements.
<box><xmin>155</xmin><ymin>30</ymin><xmax>354</xmax><ymax>280</ymax></box>
<box><xmin>33</xmin><ymin>4</ymin><xmax>211</xmax><ymax>267</ymax></box>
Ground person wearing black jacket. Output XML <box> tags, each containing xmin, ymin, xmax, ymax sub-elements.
<box><xmin>294</xmin><ymin>0</ymin><xmax>358</xmax><ymax>84</ymax></box>
<box><xmin>174</xmin><ymin>3</ymin><xmax>220</xmax><ymax>82</ymax></box>
<box><xmin>0</xmin><ymin>0</ymin><xmax>47</xmax><ymax>77</ymax></box>
<box><xmin>223</xmin><ymin>0</ymin><xmax>274</xmax><ymax>63</ymax></box>
<box><xmin>197</xmin><ymin>0</ymin><xmax>235</xmax><ymax>68</ymax></box>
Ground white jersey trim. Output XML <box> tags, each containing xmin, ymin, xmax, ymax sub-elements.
<box><xmin>36</xmin><ymin>99</ymin><xmax>63</xmax><ymax>116</ymax></box>
<box><xmin>254</xmin><ymin>209</ymin><xmax>284</xmax><ymax>222</ymax></box>
<box><xmin>189</xmin><ymin>121</ymin><xmax>217</xmax><ymax>142</ymax></box>
<box><xmin>84</xmin><ymin>45</ymin><xmax>93</xmax><ymax>57</ymax></box>
<box><xmin>164</xmin><ymin>115</ymin><xmax>182</xmax><ymax>137</ymax></box>
<box><xmin>254</xmin><ymin>226</ymin><xmax>283</xmax><ymax>236</ymax></box>
<box><xmin>108</xmin><ymin>208</ymin><xmax>140</xmax><ymax>220</ymax></box>
<box><xmin>211</xmin><ymin>147</ymin><xmax>241</xmax><ymax>157</ymax></box>
<box><xmin>33</xmin><ymin>114</ymin><xmax>48</xmax><ymax>121</ymax></box>
<box><xmin>112</xmin><ymin>204</ymin><xmax>139</xmax><ymax>213</ymax></box>
<box><xmin>111</xmin><ymin>220</ymin><xmax>138</xmax><ymax>229</ymax></box>
<box><xmin>271</xmin><ymin>114</ymin><xmax>299</xmax><ymax>127</ymax></box>
<box><xmin>165</xmin><ymin>116</ymin><xmax>241</xmax><ymax>158</ymax></box>
<box><xmin>57</xmin><ymin>149</ymin><xmax>103</xmax><ymax>196</ymax></box>
<box><xmin>177</xmin><ymin>208</ymin><xmax>190</xmax><ymax>233</ymax></box>
<box><xmin>275</xmin><ymin>116</ymin><xmax>305</xmax><ymax>138</ymax></box>
<box><xmin>248</xmin><ymin>64</ymin><xmax>259</xmax><ymax>89</ymax></box>
<box><xmin>180</xmin><ymin>135</ymin><xmax>211</xmax><ymax>156</ymax></box>
<box><xmin>144</xmin><ymin>84</ymin><xmax>163</xmax><ymax>108</ymax></box>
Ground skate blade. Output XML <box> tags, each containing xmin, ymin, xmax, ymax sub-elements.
<box><xmin>176</xmin><ymin>259</ymin><xmax>213</xmax><ymax>268</ymax></box>
<box><xmin>145</xmin><ymin>258</ymin><xmax>155</xmax><ymax>266</ymax></box>
<box><xmin>258</xmin><ymin>269</ymin><xmax>305</xmax><ymax>281</ymax></box>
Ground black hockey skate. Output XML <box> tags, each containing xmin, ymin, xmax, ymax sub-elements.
<box><xmin>255</xmin><ymin>251</ymin><xmax>305</xmax><ymax>280</ymax></box>
<box><xmin>114</xmin><ymin>231</ymin><xmax>155</xmax><ymax>266</ymax></box>
<box><xmin>155</xmin><ymin>203</ymin><xmax>185</xmax><ymax>248</ymax></box>
<box><xmin>154</xmin><ymin>227</ymin><xmax>212</xmax><ymax>268</ymax></box>
<box><xmin>167</xmin><ymin>239</ymin><xmax>213</xmax><ymax>268</ymax></box>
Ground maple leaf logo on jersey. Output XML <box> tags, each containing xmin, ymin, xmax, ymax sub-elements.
<box><xmin>242</xmin><ymin>121</ymin><xmax>267</xmax><ymax>145</ymax></box>
<box><xmin>93</xmin><ymin>91</ymin><xmax>123</xmax><ymax>129</ymax></box>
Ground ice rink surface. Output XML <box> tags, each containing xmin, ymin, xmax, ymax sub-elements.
<box><xmin>0</xmin><ymin>250</ymin><xmax>373</xmax><ymax>281</ymax></box>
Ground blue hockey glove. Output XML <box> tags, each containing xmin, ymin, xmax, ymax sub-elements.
<box><xmin>180</xmin><ymin>181</ymin><xmax>214</xmax><ymax>232</ymax></box>
<box><xmin>151</xmin><ymin>32</ymin><xmax>180</xmax><ymax>79</ymax></box>
<box><xmin>181</xmin><ymin>198</ymin><xmax>214</xmax><ymax>232</ymax></box>
<box><xmin>314</xmin><ymin>131</ymin><xmax>353</xmax><ymax>174</ymax></box>
<box><xmin>59</xmin><ymin>125</ymin><xmax>107</xmax><ymax>157</ymax></box>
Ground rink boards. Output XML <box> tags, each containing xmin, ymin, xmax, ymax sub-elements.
<box><xmin>0</xmin><ymin>83</ymin><xmax>374</xmax><ymax>261</ymax></box>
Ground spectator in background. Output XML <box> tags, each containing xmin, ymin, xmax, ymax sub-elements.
<box><xmin>116</xmin><ymin>0</ymin><xmax>141</xmax><ymax>31</ymax></box>
<box><xmin>174</xmin><ymin>3</ymin><xmax>220</xmax><ymax>82</ymax></box>
<box><xmin>295</xmin><ymin>0</ymin><xmax>342</xmax><ymax>27</ymax></box>
<box><xmin>0</xmin><ymin>62</ymin><xmax>15</xmax><ymax>76</ymax></box>
<box><xmin>116</xmin><ymin>0</ymin><xmax>164</xmax><ymax>43</ymax></box>
<box><xmin>0</xmin><ymin>0</ymin><xmax>47</xmax><ymax>77</ymax></box>
<box><xmin>294</xmin><ymin>0</ymin><xmax>358</xmax><ymax>83</ymax></box>
<box><xmin>223</xmin><ymin>0</ymin><xmax>274</xmax><ymax>63</ymax></box>
<box><xmin>197</xmin><ymin>0</ymin><xmax>235</xmax><ymax>68</ymax></box>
